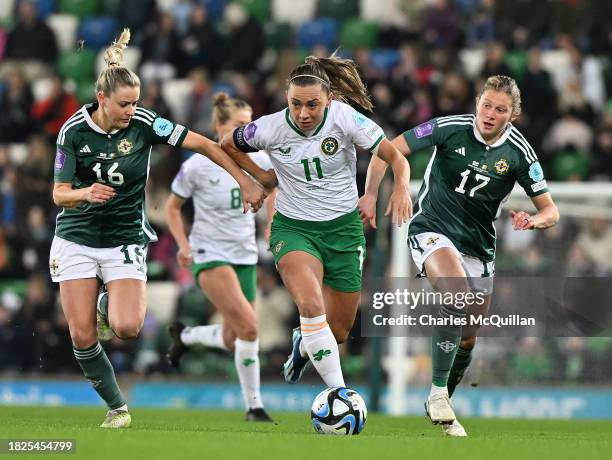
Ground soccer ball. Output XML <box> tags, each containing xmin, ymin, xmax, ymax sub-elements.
<box><xmin>310</xmin><ymin>387</ymin><xmax>367</xmax><ymax>435</ymax></box>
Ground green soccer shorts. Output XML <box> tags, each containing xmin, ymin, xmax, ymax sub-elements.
<box><xmin>269</xmin><ymin>209</ymin><xmax>366</xmax><ymax>292</ymax></box>
<box><xmin>191</xmin><ymin>261</ymin><xmax>257</xmax><ymax>302</ymax></box>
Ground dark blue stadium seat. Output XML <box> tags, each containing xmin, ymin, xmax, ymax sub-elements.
<box><xmin>296</xmin><ymin>18</ymin><xmax>338</xmax><ymax>51</ymax></box>
<box><xmin>370</xmin><ymin>49</ymin><xmax>400</xmax><ymax>72</ymax></box>
<box><xmin>201</xmin><ymin>0</ymin><xmax>226</xmax><ymax>21</ymax></box>
<box><xmin>32</xmin><ymin>0</ymin><xmax>55</xmax><ymax>19</ymax></box>
<box><xmin>78</xmin><ymin>16</ymin><xmax>118</xmax><ymax>50</ymax></box>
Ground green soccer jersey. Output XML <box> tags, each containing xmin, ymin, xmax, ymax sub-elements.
<box><xmin>404</xmin><ymin>114</ymin><xmax>549</xmax><ymax>262</ymax></box>
<box><xmin>54</xmin><ymin>103</ymin><xmax>188</xmax><ymax>248</ymax></box>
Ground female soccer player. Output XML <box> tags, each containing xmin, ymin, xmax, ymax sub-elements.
<box><xmin>220</xmin><ymin>55</ymin><xmax>412</xmax><ymax>390</ymax></box>
<box><xmin>165</xmin><ymin>93</ymin><xmax>274</xmax><ymax>422</ymax></box>
<box><xmin>359</xmin><ymin>75</ymin><xmax>559</xmax><ymax>436</ymax></box>
<box><xmin>50</xmin><ymin>29</ymin><xmax>264</xmax><ymax>428</ymax></box>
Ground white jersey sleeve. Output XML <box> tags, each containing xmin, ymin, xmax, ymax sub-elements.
<box><xmin>339</xmin><ymin>105</ymin><xmax>386</xmax><ymax>152</ymax></box>
<box><xmin>171</xmin><ymin>157</ymin><xmax>197</xmax><ymax>199</ymax></box>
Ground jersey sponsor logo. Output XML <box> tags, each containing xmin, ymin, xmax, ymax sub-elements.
<box><xmin>494</xmin><ymin>159</ymin><xmax>509</xmax><ymax>175</ymax></box>
<box><xmin>531</xmin><ymin>180</ymin><xmax>548</xmax><ymax>192</ymax></box>
<box><xmin>454</xmin><ymin>147</ymin><xmax>465</xmax><ymax>156</ymax></box>
<box><xmin>153</xmin><ymin>117</ymin><xmax>174</xmax><ymax>137</ymax></box>
<box><xmin>55</xmin><ymin>150</ymin><xmax>66</xmax><ymax>171</ymax></box>
<box><xmin>353</xmin><ymin>111</ymin><xmax>370</xmax><ymax>127</ymax></box>
<box><xmin>437</xmin><ymin>341</ymin><xmax>457</xmax><ymax>353</ymax></box>
<box><xmin>117</xmin><ymin>138</ymin><xmax>133</xmax><ymax>155</ymax></box>
<box><xmin>414</xmin><ymin>121</ymin><xmax>433</xmax><ymax>138</ymax></box>
<box><xmin>426</xmin><ymin>236</ymin><xmax>440</xmax><ymax>246</ymax></box>
<box><xmin>79</xmin><ymin>145</ymin><xmax>92</xmax><ymax>153</ymax></box>
<box><xmin>244</xmin><ymin>122</ymin><xmax>257</xmax><ymax>141</ymax></box>
<box><xmin>528</xmin><ymin>161</ymin><xmax>544</xmax><ymax>182</ymax></box>
<box><xmin>321</xmin><ymin>136</ymin><xmax>339</xmax><ymax>155</ymax></box>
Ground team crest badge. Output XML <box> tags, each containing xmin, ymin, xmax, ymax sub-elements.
<box><xmin>437</xmin><ymin>341</ymin><xmax>457</xmax><ymax>353</ymax></box>
<box><xmin>494</xmin><ymin>159</ymin><xmax>509</xmax><ymax>175</ymax></box>
<box><xmin>118</xmin><ymin>138</ymin><xmax>133</xmax><ymax>155</ymax></box>
<box><xmin>50</xmin><ymin>258</ymin><xmax>60</xmax><ymax>276</ymax></box>
<box><xmin>273</xmin><ymin>241</ymin><xmax>285</xmax><ymax>255</ymax></box>
<box><xmin>321</xmin><ymin>137</ymin><xmax>339</xmax><ymax>156</ymax></box>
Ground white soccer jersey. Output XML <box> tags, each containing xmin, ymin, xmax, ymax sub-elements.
<box><xmin>235</xmin><ymin>100</ymin><xmax>385</xmax><ymax>221</ymax></box>
<box><xmin>171</xmin><ymin>151</ymin><xmax>272</xmax><ymax>265</ymax></box>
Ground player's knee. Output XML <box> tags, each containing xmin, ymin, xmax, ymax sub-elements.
<box><xmin>70</xmin><ymin>329</ymin><xmax>98</xmax><ymax>349</ymax></box>
<box><xmin>112</xmin><ymin>320</ymin><xmax>142</xmax><ymax>340</ymax></box>
<box><xmin>295</xmin><ymin>296</ymin><xmax>325</xmax><ymax>317</ymax></box>
<box><xmin>460</xmin><ymin>336</ymin><xmax>476</xmax><ymax>350</ymax></box>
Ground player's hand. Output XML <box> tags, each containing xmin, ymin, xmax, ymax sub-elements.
<box><xmin>176</xmin><ymin>246</ymin><xmax>193</xmax><ymax>268</ymax></box>
<box><xmin>84</xmin><ymin>182</ymin><xmax>116</xmax><ymax>204</ymax></box>
<box><xmin>510</xmin><ymin>209</ymin><xmax>535</xmax><ymax>230</ymax></box>
<box><xmin>385</xmin><ymin>186</ymin><xmax>412</xmax><ymax>227</ymax></box>
<box><xmin>241</xmin><ymin>179</ymin><xmax>265</xmax><ymax>213</ymax></box>
<box><xmin>358</xmin><ymin>193</ymin><xmax>378</xmax><ymax>229</ymax></box>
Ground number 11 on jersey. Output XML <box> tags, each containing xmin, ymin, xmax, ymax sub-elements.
<box><xmin>301</xmin><ymin>157</ymin><xmax>324</xmax><ymax>181</ymax></box>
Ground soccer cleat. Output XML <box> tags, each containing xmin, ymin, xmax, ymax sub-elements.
<box><xmin>96</xmin><ymin>288</ymin><xmax>114</xmax><ymax>341</ymax></box>
<box><xmin>424</xmin><ymin>393</ymin><xmax>456</xmax><ymax>425</ymax></box>
<box><xmin>282</xmin><ymin>327</ymin><xmax>310</xmax><ymax>384</ymax></box>
<box><xmin>167</xmin><ymin>321</ymin><xmax>188</xmax><ymax>368</ymax></box>
<box><xmin>443</xmin><ymin>419</ymin><xmax>468</xmax><ymax>437</ymax></box>
<box><xmin>100</xmin><ymin>409</ymin><xmax>131</xmax><ymax>428</ymax></box>
<box><xmin>245</xmin><ymin>408</ymin><xmax>274</xmax><ymax>422</ymax></box>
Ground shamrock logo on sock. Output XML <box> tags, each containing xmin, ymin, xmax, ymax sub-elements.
<box><xmin>313</xmin><ymin>349</ymin><xmax>332</xmax><ymax>361</ymax></box>
<box><xmin>242</xmin><ymin>358</ymin><xmax>256</xmax><ymax>367</ymax></box>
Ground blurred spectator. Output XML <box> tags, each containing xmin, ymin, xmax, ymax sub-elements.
<box><xmin>139</xmin><ymin>80</ymin><xmax>173</xmax><ymax>121</ymax></box>
<box><xmin>567</xmin><ymin>218</ymin><xmax>612</xmax><ymax>276</ymax></box>
<box><xmin>590</xmin><ymin>109</ymin><xmax>612</xmax><ymax>179</ymax></box>
<box><xmin>30</xmin><ymin>75</ymin><xmax>79</xmax><ymax>139</ymax></box>
<box><xmin>15</xmin><ymin>135</ymin><xmax>53</xmax><ymax>220</ymax></box>
<box><xmin>21</xmin><ymin>205</ymin><xmax>52</xmax><ymax>274</ymax></box>
<box><xmin>221</xmin><ymin>3</ymin><xmax>264</xmax><ymax>73</ymax></box>
<box><xmin>435</xmin><ymin>72</ymin><xmax>471</xmax><ymax>116</ymax></box>
<box><xmin>420</xmin><ymin>0</ymin><xmax>462</xmax><ymax>50</ymax></box>
<box><xmin>183</xmin><ymin>68</ymin><xmax>214</xmax><ymax>137</ymax></box>
<box><xmin>2</xmin><ymin>0</ymin><xmax>58</xmax><ymax>78</ymax></box>
<box><xmin>479</xmin><ymin>42</ymin><xmax>513</xmax><ymax>79</ymax></box>
<box><xmin>544</xmin><ymin>108</ymin><xmax>593</xmax><ymax>156</ymax></box>
<box><xmin>0</xmin><ymin>68</ymin><xmax>34</xmax><ymax>143</ymax></box>
<box><xmin>466</xmin><ymin>0</ymin><xmax>496</xmax><ymax>47</ymax></box>
<box><xmin>139</xmin><ymin>12</ymin><xmax>182</xmax><ymax>82</ymax></box>
<box><xmin>176</xmin><ymin>4</ymin><xmax>222</xmax><ymax>77</ymax></box>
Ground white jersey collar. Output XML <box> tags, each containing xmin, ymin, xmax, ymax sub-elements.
<box><xmin>82</xmin><ymin>103</ymin><xmax>120</xmax><ymax>135</ymax></box>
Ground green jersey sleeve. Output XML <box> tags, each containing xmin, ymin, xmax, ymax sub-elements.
<box><xmin>402</xmin><ymin>119</ymin><xmax>442</xmax><ymax>153</ymax></box>
<box><xmin>54</xmin><ymin>136</ymin><xmax>77</xmax><ymax>183</ymax></box>
<box><xmin>515</xmin><ymin>159</ymin><xmax>549</xmax><ymax>197</ymax></box>
<box><xmin>134</xmin><ymin>107</ymin><xmax>188</xmax><ymax>147</ymax></box>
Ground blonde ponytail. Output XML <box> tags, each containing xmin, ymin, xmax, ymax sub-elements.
<box><xmin>95</xmin><ymin>28</ymin><xmax>140</xmax><ymax>95</ymax></box>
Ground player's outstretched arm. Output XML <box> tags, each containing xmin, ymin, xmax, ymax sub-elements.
<box><xmin>182</xmin><ymin>130</ymin><xmax>264</xmax><ymax>213</ymax></box>
<box><xmin>358</xmin><ymin>134</ymin><xmax>413</xmax><ymax>228</ymax></box>
<box><xmin>510</xmin><ymin>192</ymin><xmax>559</xmax><ymax>230</ymax></box>
<box><xmin>165</xmin><ymin>194</ymin><xmax>193</xmax><ymax>268</ymax></box>
<box><xmin>372</xmin><ymin>138</ymin><xmax>412</xmax><ymax>227</ymax></box>
<box><xmin>220</xmin><ymin>132</ymin><xmax>278</xmax><ymax>191</ymax></box>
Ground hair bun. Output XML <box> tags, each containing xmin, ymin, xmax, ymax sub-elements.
<box><xmin>103</xmin><ymin>28</ymin><xmax>131</xmax><ymax>68</ymax></box>
<box><xmin>213</xmin><ymin>92</ymin><xmax>229</xmax><ymax>107</ymax></box>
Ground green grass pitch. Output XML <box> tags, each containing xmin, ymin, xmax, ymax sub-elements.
<box><xmin>1</xmin><ymin>406</ymin><xmax>611</xmax><ymax>460</ymax></box>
